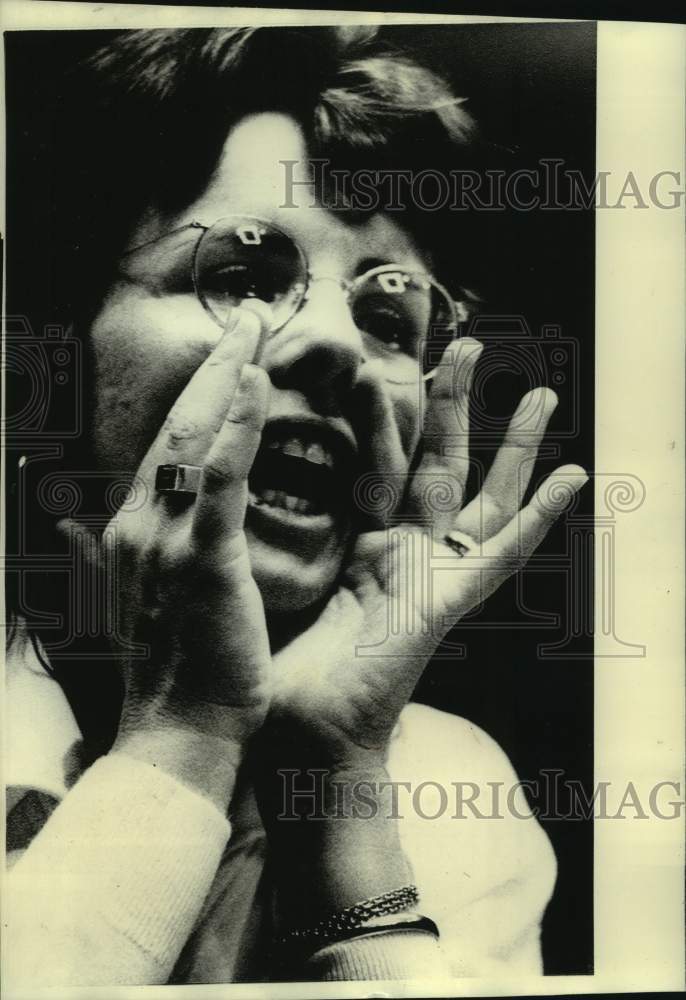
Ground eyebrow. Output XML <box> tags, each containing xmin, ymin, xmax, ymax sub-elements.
<box><xmin>354</xmin><ymin>253</ymin><xmax>433</xmax><ymax>277</ymax></box>
<box><xmin>355</xmin><ymin>256</ymin><xmax>390</xmax><ymax>276</ymax></box>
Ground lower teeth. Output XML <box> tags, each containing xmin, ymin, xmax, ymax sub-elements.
<box><xmin>249</xmin><ymin>489</ymin><xmax>316</xmax><ymax>515</ymax></box>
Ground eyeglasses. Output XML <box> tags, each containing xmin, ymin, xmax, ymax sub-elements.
<box><xmin>121</xmin><ymin>215</ymin><xmax>464</xmax><ymax>385</ymax></box>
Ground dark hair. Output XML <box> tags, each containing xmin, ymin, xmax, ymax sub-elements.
<box><xmin>52</xmin><ymin>26</ymin><xmax>477</xmax><ymax>324</ymax></box>
<box><xmin>8</xmin><ymin>26</ymin><xmax>480</xmax><ymax>752</ymax></box>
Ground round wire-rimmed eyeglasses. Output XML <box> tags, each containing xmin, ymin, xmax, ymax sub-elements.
<box><xmin>121</xmin><ymin>214</ymin><xmax>465</xmax><ymax>386</ymax></box>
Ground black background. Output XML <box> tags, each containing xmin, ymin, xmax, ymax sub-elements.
<box><xmin>5</xmin><ymin>21</ymin><xmax>596</xmax><ymax>975</ymax></box>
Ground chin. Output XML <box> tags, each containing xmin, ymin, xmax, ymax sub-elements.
<box><xmin>246</xmin><ymin>525</ymin><xmax>348</xmax><ymax>614</ymax></box>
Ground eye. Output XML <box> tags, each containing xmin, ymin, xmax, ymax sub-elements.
<box><xmin>203</xmin><ymin>262</ymin><xmax>276</xmax><ymax>303</ymax></box>
<box><xmin>356</xmin><ymin>305</ymin><xmax>403</xmax><ymax>350</ymax></box>
<box><xmin>352</xmin><ymin>292</ymin><xmax>418</xmax><ymax>355</ymax></box>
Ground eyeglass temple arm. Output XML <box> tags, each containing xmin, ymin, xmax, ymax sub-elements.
<box><xmin>121</xmin><ymin>221</ymin><xmax>207</xmax><ymax>258</ymax></box>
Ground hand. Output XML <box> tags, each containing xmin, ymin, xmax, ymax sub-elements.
<box><xmin>268</xmin><ymin>338</ymin><xmax>588</xmax><ymax>769</ymax></box>
<box><xmin>61</xmin><ymin>304</ymin><xmax>274</xmax><ymax>804</ymax></box>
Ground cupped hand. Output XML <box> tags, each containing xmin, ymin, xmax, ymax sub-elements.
<box><xmin>62</xmin><ymin>303</ymin><xmax>274</xmax><ymax>782</ymax></box>
<box><xmin>269</xmin><ymin>338</ymin><xmax>588</xmax><ymax>769</ymax></box>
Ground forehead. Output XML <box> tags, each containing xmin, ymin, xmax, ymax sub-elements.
<box><xmin>144</xmin><ymin>112</ymin><xmax>426</xmax><ymax>270</ymax></box>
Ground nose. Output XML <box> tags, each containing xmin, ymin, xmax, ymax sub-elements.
<box><xmin>264</xmin><ymin>280</ymin><xmax>365</xmax><ymax>414</ymax></box>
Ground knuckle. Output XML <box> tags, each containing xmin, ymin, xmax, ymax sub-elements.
<box><xmin>225</xmin><ymin>406</ymin><xmax>261</xmax><ymax>432</ymax></box>
<box><xmin>118</xmin><ymin>529</ymin><xmax>141</xmax><ymax>563</ymax></box>
<box><xmin>223</xmin><ymin>411</ymin><xmax>248</xmax><ymax>427</ymax></box>
<box><xmin>154</xmin><ymin>541</ymin><xmax>186</xmax><ymax>579</ymax></box>
<box><xmin>482</xmin><ymin>489</ymin><xmax>510</xmax><ymax>520</ymax></box>
<box><xmin>107</xmin><ymin>514</ymin><xmax>138</xmax><ymax>552</ymax></box>
<box><xmin>186</xmin><ymin>539</ymin><xmax>244</xmax><ymax>587</ymax></box>
<box><xmin>163</xmin><ymin>410</ymin><xmax>202</xmax><ymax>450</ymax></box>
<box><xmin>205</xmin><ymin>353</ymin><xmax>234</xmax><ymax>369</ymax></box>
<box><xmin>202</xmin><ymin>459</ymin><xmax>238</xmax><ymax>492</ymax></box>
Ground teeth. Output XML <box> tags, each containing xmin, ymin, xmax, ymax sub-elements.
<box><xmin>251</xmin><ymin>430</ymin><xmax>340</xmax><ymax>516</ymax></box>
<box><xmin>250</xmin><ymin>486</ymin><xmax>317</xmax><ymax>516</ymax></box>
<box><xmin>266</xmin><ymin>435</ymin><xmax>334</xmax><ymax>468</ymax></box>
<box><xmin>305</xmin><ymin>442</ymin><xmax>331</xmax><ymax>467</ymax></box>
<box><xmin>282</xmin><ymin>438</ymin><xmax>306</xmax><ymax>459</ymax></box>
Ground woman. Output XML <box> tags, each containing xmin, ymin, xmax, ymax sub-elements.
<box><xmin>6</xmin><ymin>26</ymin><xmax>588</xmax><ymax>986</ymax></box>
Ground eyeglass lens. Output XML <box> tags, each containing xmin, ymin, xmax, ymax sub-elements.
<box><xmin>194</xmin><ymin>217</ymin><xmax>458</xmax><ymax>384</ymax></box>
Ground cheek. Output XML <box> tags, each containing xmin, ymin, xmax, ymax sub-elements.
<box><xmin>88</xmin><ymin>286</ymin><xmax>220</xmax><ymax>471</ymax></box>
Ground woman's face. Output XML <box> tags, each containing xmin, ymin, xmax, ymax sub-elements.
<box><xmin>89</xmin><ymin>113</ymin><xmax>427</xmax><ymax>612</ymax></box>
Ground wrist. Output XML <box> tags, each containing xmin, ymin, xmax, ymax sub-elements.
<box><xmin>114</xmin><ymin>716</ymin><xmax>243</xmax><ymax>814</ymax></box>
<box><xmin>259</xmin><ymin>708</ymin><xmax>393</xmax><ymax>775</ymax></box>
<box><xmin>268</xmin><ymin>764</ymin><xmax>413</xmax><ymax>922</ymax></box>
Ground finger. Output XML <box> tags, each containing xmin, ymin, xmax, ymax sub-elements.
<box><xmin>352</xmin><ymin>373</ymin><xmax>409</xmax><ymax>528</ymax></box>
<box><xmin>192</xmin><ymin>362</ymin><xmax>271</xmax><ymax>545</ymax></box>
<box><xmin>453</xmin><ymin>387</ymin><xmax>558</xmax><ymax>543</ymax></box>
<box><xmin>140</xmin><ymin>300</ymin><xmax>272</xmax><ymax>485</ymax></box>
<box><xmin>56</xmin><ymin>517</ymin><xmax>112</xmax><ymax>573</ymax></box>
<box><xmin>56</xmin><ymin>516</ymin><xmax>82</xmax><ymax>541</ymax></box>
<box><xmin>404</xmin><ymin>337</ymin><xmax>483</xmax><ymax>532</ymax></box>
<box><xmin>56</xmin><ymin>515</ymin><xmax>104</xmax><ymax>548</ymax></box>
<box><xmin>476</xmin><ymin>464</ymin><xmax>589</xmax><ymax>601</ymax></box>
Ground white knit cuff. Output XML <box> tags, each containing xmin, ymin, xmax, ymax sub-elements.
<box><xmin>10</xmin><ymin>752</ymin><xmax>231</xmax><ymax>982</ymax></box>
<box><xmin>305</xmin><ymin>930</ymin><xmax>445</xmax><ymax>981</ymax></box>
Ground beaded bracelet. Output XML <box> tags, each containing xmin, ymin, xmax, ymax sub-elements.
<box><xmin>275</xmin><ymin>884</ymin><xmax>420</xmax><ymax>955</ymax></box>
<box><xmin>311</xmin><ymin>912</ymin><xmax>441</xmax><ymax>949</ymax></box>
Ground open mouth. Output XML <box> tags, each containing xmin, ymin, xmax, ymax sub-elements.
<box><xmin>248</xmin><ymin>418</ymin><xmax>357</xmax><ymax>520</ymax></box>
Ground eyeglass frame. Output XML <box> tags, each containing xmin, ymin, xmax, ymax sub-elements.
<box><xmin>122</xmin><ymin>214</ymin><xmax>466</xmax><ymax>384</ymax></box>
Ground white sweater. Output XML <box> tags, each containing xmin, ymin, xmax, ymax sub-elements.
<box><xmin>5</xmin><ymin>626</ymin><xmax>556</xmax><ymax>987</ymax></box>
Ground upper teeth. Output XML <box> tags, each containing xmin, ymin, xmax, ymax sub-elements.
<box><xmin>267</xmin><ymin>437</ymin><xmax>334</xmax><ymax>468</ymax></box>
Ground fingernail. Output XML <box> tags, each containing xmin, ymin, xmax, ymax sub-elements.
<box><xmin>223</xmin><ymin>300</ymin><xmax>273</xmax><ymax>334</ymax></box>
<box><xmin>513</xmin><ymin>386</ymin><xmax>558</xmax><ymax>424</ymax></box>
<box><xmin>222</xmin><ymin>302</ymin><xmax>273</xmax><ymax>359</ymax></box>
<box><xmin>561</xmin><ymin>464</ymin><xmax>589</xmax><ymax>488</ymax></box>
<box><xmin>459</xmin><ymin>337</ymin><xmax>484</xmax><ymax>361</ymax></box>
<box><xmin>520</xmin><ymin>386</ymin><xmax>558</xmax><ymax>410</ymax></box>
<box><xmin>550</xmin><ymin>471</ymin><xmax>589</xmax><ymax>508</ymax></box>
<box><xmin>240</xmin><ymin>298</ymin><xmax>274</xmax><ymax>331</ymax></box>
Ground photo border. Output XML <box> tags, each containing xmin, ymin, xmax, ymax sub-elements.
<box><xmin>1</xmin><ymin>4</ymin><xmax>684</xmax><ymax>997</ymax></box>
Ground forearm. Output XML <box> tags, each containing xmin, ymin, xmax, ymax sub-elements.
<box><xmin>270</xmin><ymin>764</ymin><xmax>412</xmax><ymax>918</ymax></box>
<box><xmin>265</xmin><ymin>763</ymin><xmax>448</xmax><ymax>980</ymax></box>
<box><xmin>5</xmin><ymin>750</ymin><xmax>232</xmax><ymax>988</ymax></box>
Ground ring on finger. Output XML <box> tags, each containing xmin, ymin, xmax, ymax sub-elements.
<box><xmin>155</xmin><ymin>463</ymin><xmax>203</xmax><ymax>496</ymax></box>
<box><xmin>443</xmin><ymin>529</ymin><xmax>475</xmax><ymax>558</ymax></box>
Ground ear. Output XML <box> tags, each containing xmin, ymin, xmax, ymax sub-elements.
<box><xmin>455</xmin><ymin>287</ymin><xmax>484</xmax><ymax>324</ymax></box>
<box><xmin>333</xmin><ymin>26</ymin><xmax>380</xmax><ymax>52</ymax></box>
